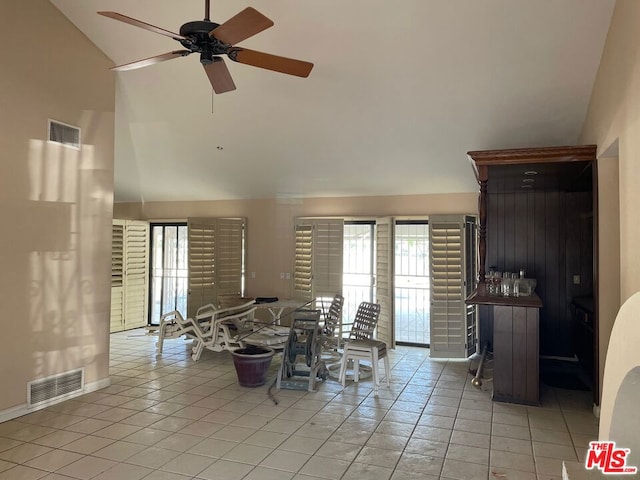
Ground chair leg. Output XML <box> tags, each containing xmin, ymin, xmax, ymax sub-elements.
<box><xmin>339</xmin><ymin>352</ymin><xmax>348</xmax><ymax>387</ymax></box>
<box><xmin>191</xmin><ymin>341</ymin><xmax>204</xmax><ymax>361</ymax></box>
<box><xmin>372</xmin><ymin>348</ymin><xmax>379</xmax><ymax>396</ymax></box>
<box><xmin>383</xmin><ymin>355</ymin><xmax>391</xmax><ymax>387</ymax></box>
<box><xmin>156</xmin><ymin>323</ymin><xmax>165</xmax><ymax>355</ymax></box>
<box><xmin>354</xmin><ymin>359</ymin><xmax>360</xmax><ymax>383</ymax></box>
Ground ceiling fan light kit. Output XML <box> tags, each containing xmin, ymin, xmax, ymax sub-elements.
<box><xmin>98</xmin><ymin>0</ymin><xmax>313</xmax><ymax>94</ymax></box>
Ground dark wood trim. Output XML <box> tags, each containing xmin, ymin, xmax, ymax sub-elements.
<box><xmin>468</xmin><ymin>145</ymin><xmax>597</xmax><ymax>167</ymax></box>
<box><xmin>467</xmin><ymin>290</ymin><xmax>543</xmax><ymax>308</ymax></box>
<box><xmin>467</xmin><ymin>145</ymin><xmax>597</xmax><ymax>303</ymax></box>
<box><xmin>592</xmin><ymin>159</ymin><xmax>600</xmax><ymax>406</ymax></box>
<box><xmin>478</xmin><ymin>166</ymin><xmax>488</xmax><ymax>284</ymax></box>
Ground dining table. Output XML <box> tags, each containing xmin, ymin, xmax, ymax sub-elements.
<box><xmin>254</xmin><ymin>298</ymin><xmax>313</xmax><ymax>325</ymax></box>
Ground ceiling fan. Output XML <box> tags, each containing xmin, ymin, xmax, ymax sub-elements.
<box><xmin>98</xmin><ymin>0</ymin><xmax>314</xmax><ymax>93</ymax></box>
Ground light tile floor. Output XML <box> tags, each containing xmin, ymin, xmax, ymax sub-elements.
<box><xmin>0</xmin><ymin>330</ymin><xmax>598</xmax><ymax>480</ymax></box>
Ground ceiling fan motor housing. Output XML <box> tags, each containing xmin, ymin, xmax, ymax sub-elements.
<box><xmin>179</xmin><ymin>20</ymin><xmax>229</xmax><ymax>63</ymax></box>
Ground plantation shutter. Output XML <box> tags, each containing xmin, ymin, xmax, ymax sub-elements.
<box><xmin>294</xmin><ymin>223</ymin><xmax>314</xmax><ymax>302</ymax></box>
<box><xmin>123</xmin><ymin>220</ymin><xmax>149</xmax><ymax>329</ymax></box>
<box><xmin>464</xmin><ymin>216</ymin><xmax>478</xmax><ymax>357</ymax></box>
<box><xmin>293</xmin><ymin>218</ymin><xmax>343</xmax><ymax>301</ymax></box>
<box><xmin>110</xmin><ymin>220</ymin><xmax>125</xmax><ymax>333</ymax></box>
<box><xmin>375</xmin><ymin>217</ymin><xmax>395</xmax><ymax>347</ymax></box>
<box><xmin>313</xmin><ymin>219</ymin><xmax>344</xmax><ymax>298</ymax></box>
<box><xmin>187</xmin><ymin>218</ymin><xmax>217</xmax><ymax>319</ymax></box>
<box><xmin>187</xmin><ymin>217</ymin><xmax>246</xmax><ymax>318</ymax></box>
<box><xmin>217</xmin><ymin>218</ymin><xmax>246</xmax><ymax>297</ymax></box>
<box><xmin>429</xmin><ymin>215</ymin><xmax>466</xmax><ymax>358</ymax></box>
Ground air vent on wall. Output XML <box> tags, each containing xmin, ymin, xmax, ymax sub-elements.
<box><xmin>48</xmin><ymin>119</ymin><xmax>81</xmax><ymax>150</ymax></box>
<box><xmin>27</xmin><ymin>368</ymin><xmax>84</xmax><ymax>407</ymax></box>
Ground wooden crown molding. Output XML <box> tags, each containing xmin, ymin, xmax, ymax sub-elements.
<box><xmin>467</xmin><ymin>144</ymin><xmax>597</xmax><ymax>182</ymax></box>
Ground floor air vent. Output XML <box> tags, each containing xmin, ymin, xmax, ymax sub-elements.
<box><xmin>28</xmin><ymin>368</ymin><xmax>84</xmax><ymax>407</ymax></box>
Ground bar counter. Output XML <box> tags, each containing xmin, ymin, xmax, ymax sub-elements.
<box><xmin>467</xmin><ymin>284</ymin><xmax>542</xmax><ymax>406</ymax></box>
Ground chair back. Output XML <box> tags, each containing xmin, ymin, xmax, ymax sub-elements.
<box><xmin>349</xmin><ymin>302</ymin><xmax>381</xmax><ymax>340</ymax></box>
<box><xmin>323</xmin><ymin>294</ymin><xmax>344</xmax><ymax>336</ymax></box>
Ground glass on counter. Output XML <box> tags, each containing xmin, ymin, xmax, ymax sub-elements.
<box><xmin>501</xmin><ymin>272</ymin><xmax>515</xmax><ymax>297</ymax></box>
<box><xmin>486</xmin><ymin>267</ymin><xmax>536</xmax><ymax>297</ymax></box>
<box><xmin>487</xmin><ymin>269</ymin><xmax>502</xmax><ymax>295</ymax></box>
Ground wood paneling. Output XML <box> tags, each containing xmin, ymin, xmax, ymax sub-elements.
<box><xmin>483</xmin><ymin>190</ymin><xmax>593</xmax><ymax>357</ymax></box>
<box><xmin>493</xmin><ymin>305</ymin><xmax>540</xmax><ymax>405</ymax></box>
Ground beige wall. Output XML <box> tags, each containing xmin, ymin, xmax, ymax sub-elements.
<box><xmin>599</xmin><ymin>292</ymin><xmax>640</xmax><ymax>452</ymax></box>
<box><xmin>0</xmin><ymin>1</ymin><xmax>115</xmax><ymax>412</ymax></box>
<box><xmin>581</xmin><ymin>0</ymin><xmax>640</xmax><ymax>303</ymax></box>
<box><xmin>595</xmin><ymin>156</ymin><xmax>620</xmax><ymax>407</ymax></box>
<box><xmin>579</xmin><ymin>0</ymin><xmax>640</xmax><ymax>424</ymax></box>
<box><xmin>114</xmin><ymin>192</ymin><xmax>477</xmax><ymax>299</ymax></box>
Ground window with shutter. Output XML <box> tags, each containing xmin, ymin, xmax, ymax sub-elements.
<box><xmin>294</xmin><ymin>224</ymin><xmax>313</xmax><ymax>301</ymax></box>
<box><xmin>110</xmin><ymin>220</ymin><xmax>125</xmax><ymax>333</ymax></box>
<box><xmin>110</xmin><ymin>220</ymin><xmax>150</xmax><ymax>332</ymax></box>
<box><xmin>188</xmin><ymin>218</ymin><xmax>217</xmax><ymax>319</ymax></box>
<box><xmin>464</xmin><ymin>216</ymin><xmax>478</xmax><ymax>357</ymax></box>
<box><xmin>429</xmin><ymin>215</ymin><xmax>466</xmax><ymax>358</ymax></box>
<box><xmin>187</xmin><ymin>217</ymin><xmax>246</xmax><ymax>318</ymax></box>
<box><xmin>123</xmin><ymin>220</ymin><xmax>149</xmax><ymax>330</ymax></box>
<box><xmin>375</xmin><ymin>217</ymin><xmax>395</xmax><ymax>347</ymax></box>
<box><xmin>293</xmin><ymin>219</ymin><xmax>343</xmax><ymax>302</ymax></box>
<box><xmin>111</xmin><ymin>222</ymin><xmax>124</xmax><ymax>288</ymax></box>
<box><xmin>216</xmin><ymin>219</ymin><xmax>245</xmax><ymax>296</ymax></box>
<box><xmin>313</xmin><ymin>219</ymin><xmax>344</xmax><ymax>298</ymax></box>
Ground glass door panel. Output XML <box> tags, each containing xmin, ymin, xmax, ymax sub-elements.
<box><xmin>394</xmin><ymin>221</ymin><xmax>430</xmax><ymax>345</ymax></box>
<box><xmin>150</xmin><ymin>224</ymin><xmax>188</xmax><ymax>325</ymax></box>
<box><xmin>342</xmin><ymin>222</ymin><xmax>374</xmax><ymax>322</ymax></box>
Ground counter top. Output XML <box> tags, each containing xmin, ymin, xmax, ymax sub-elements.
<box><xmin>466</xmin><ymin>284</ymin><xmax>543</xmax><ymax>308</ymax></box>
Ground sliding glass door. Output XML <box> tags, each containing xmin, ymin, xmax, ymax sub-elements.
<box><xmin>149</xmin><ymin>223</ymin><xmax>188</xmax><ymax>325</ymax></box>
<box><xmin>342</xmin><ymin>221</ymin><xmax>374</xmax><ymax>321</ymax></box>
<box><xmin>394</xmin><ymin>220</ymin><xmax>430</xmax><ymax>346</ymax></box>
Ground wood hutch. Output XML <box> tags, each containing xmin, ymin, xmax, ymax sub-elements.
<box><xmin>466</xmin><ymin>145</ymin><xmax>598</xmax><ymax>406</ymax></box>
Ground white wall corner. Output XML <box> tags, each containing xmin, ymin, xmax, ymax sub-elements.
<box><xmin>0</xmin><ymin>377</ymin><xmax>111</xmax><ymax>424</ymax></box>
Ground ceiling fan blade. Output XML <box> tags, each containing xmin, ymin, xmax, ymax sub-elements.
<box><xmin>112</xmin><ymin>50</ymin><xmax>191</xmax><ymax>72</ymax></box>
<box><xmin>229</xmin><ymin>48</ymin><xmax>314</xmax><ymax>78</ymax></box>
<box><xmin>98</xmin><ymin>11</ymin><xmax>186</xmax><ymax>40</ymax></box>
<box><xmin>203</xmin><ymin>58</ymin><xmax>237</xmax><ymax>94</ymax></box>
<box><xmin>210</xmin><ymin>7</ymin><xmax>274</xmax><ymax>45</ymax></box>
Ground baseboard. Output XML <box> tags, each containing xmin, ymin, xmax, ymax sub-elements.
<box><xmin>0</xmin><ymin>377</ymin><xmax>111</xmax><ymax>423</ymax></box>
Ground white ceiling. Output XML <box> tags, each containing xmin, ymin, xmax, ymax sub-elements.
<box><xmin>51</xmin><ymin>0</ymin><xmax>615</xmax><ymax>203</ymax></box>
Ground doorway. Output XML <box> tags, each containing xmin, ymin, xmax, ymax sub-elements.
<box><xmin>394</xmin><ymin>220</ymin><xmax>430</xmax><ymax>346</ymax></box>
<box><xmin>149</xmin><ymin>223</ymin><xmax>188</xmax><ymax>325</ymax></box>
<box><xmin>342</xmin><ymin>221</ymin><xmax>374</xmax><ymax>321</ymax></box>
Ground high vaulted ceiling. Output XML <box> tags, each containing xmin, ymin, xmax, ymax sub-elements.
<box><xmin>51</xmin><ymin>0</ymin><xmax>615</xmax><ymax>203</ymax></box>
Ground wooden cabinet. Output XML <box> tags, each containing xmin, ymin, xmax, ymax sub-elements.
<box><xmin>467</xmin><ymin>289</ymin><xmax>542</xmax><ymax>405</ymax></box>
<box><xmin>466</xmin><ymin>145</ymin><xmax>599</xmax><ymax>404</ymax></box>
<box><xmin>493</xmin><ymin>304</ymin><xmax>540</xmax><ymax>405</ymax></box>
